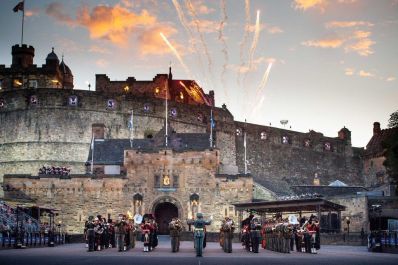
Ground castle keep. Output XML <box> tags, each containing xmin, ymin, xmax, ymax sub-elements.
<box><xmin>0</xmin><ymin>44</ymin><xmax>375</xmax><ymax>234</ymax></box>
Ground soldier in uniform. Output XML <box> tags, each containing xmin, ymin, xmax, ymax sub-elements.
<box><xmin>141</xmin><ymin>217</ymin><xmax>154</xmax><ymax>252</ymax></box>
<box><xmin>220</xmin><ymin>217</ymin><xmax>235</xmax><ymax>253</ymax></box>
<box><xmin>169</xmin><ymin>217</ymin><xmax>183</xmax><ymax>252</ymax></box>
<box><xmin>188</xmin><ymin>213</ymin><xmax>212</xmax><ymax>257</ymax></box>
<box><xmin>241</xmin><ymin>214</ymin><xmax>254</xmax><ymax>252</ymax></box>
<box><xmin>250</xmin><ymin>217</ymin><xmax>262</xmax><ymax>253</ymax></box>
<box><xmin>85</xmin><ymin>216</ymin><xmax>95</xmax><ymax>252</ymax></box>
<box><xmin>128</xmin><ymin>218</ymin><xmax>137</xmax><ymax>249</ymax></box>
<box><xmin>114</xmin><ymin>214</ymin><xmax>127</xmax><ymax>252</ymax></box>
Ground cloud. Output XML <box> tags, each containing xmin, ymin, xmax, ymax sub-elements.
<box><xmin>188</xmin><ymin>19</ymin><xmax>220</xmax><ymax>33</ymax></box>
<box><xmin>88</xmin><ymin>45</ymin><xmax>111</xmax><ymax>54</ymax></box>
<box><xmin>228</xmin><ymin>57</ymin><xmax>281</xmax><ymax>74</ymax></box>
<box><xmin>191</xmin><ymin>1</ymin><xmax>215</xmax><ymax>15</ymax></box>
<box><xmin>386</xmin><ymin>76</ymin><xmax>396</xmax><ymax>82</ymax></box>
<box><xmin>137</xmin><ymin>25</ymin><xmax>180</xmax><ymax>55</ymax></box>
<box><xmin>267</xmin><ymin>26</ymin><xmax>284</xmax><ymax>34</ymax></box>
<box><xmin>325</xmin><ymin>21</ymin><xmax>374</xmax><ymax>28</ymax></box>
<box><xmin>96</xmin><ymin>59</ymin><xmax>109</xmax><ymax>68</ymax></box>
<box><xmin>25</xmin><ymin>8</ymin><xmax>40</xmax><ymax>17</ymax></box>
<box><xmin>345</xmin><ymin>68</ymin><xmax>355</xmax><ymax>76</ymax></box>
<box><xmin>76</xmin><ymin>4</ymin><xmax>157</xmax><ymax>47</ymax></box>
<box><xmin>344</xmin><ymin>37</ymin><xmax>375</xmax><ymax>56</ymax></box>
<box><xmin>292</xmin><ymin>0</ymin><xmax>327</xmax><ymax>12</ymax></box>
<box><xmin>358</xmin><ymin>70</ymin><xmax>374</xmax><ymax>78</ymax></box>
<box><xmin>46</xmin><ymin>3</ymin><xmax>76</xmax><ymax>27</ymax></box>
<box><xmin>302</xmin><ymin>38</ymin><xmax>344</xmax><ymax>48</ymax></box>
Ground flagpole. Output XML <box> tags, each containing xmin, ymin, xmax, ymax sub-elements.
<box><xmin>21</xmin><ymin>0</ymin><xmax>25</xmax><ymax>45</ymax></box>
<box><xmin>244</xmin><ymin>119</ymin><xmax>247</xmax><ymax>174</ymax></box>
<box><xmin>129</xmin><ymin>109</ymin><xmax>134</xmax><ymax>148</ymax></box>
<box><xmin>165</xmin><ymin>78</ymin><xmax>168</xmax><ymax>147</ymax></box>
<box><xmin>90</xmin><ymin>135</ymin><xmax>94</xmax><ymax>174</ymax></box>
<box><xmin>210</xmin><ymin>109</ymin><xmax>213</xmax><ymax>148</ymax></box>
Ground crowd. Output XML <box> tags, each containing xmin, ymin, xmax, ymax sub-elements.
<box><xmin>38</xmin><ymin>166</ymin><xmax>70</xmax><ymax>176</ymax></box>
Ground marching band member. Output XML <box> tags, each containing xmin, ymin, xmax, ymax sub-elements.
<box><xmin>250</xmin><ymin>217</ymin><xmax>262</xmax><ymax>253</ymax></box>
<box><xmin>220</xmin><ymin>217</ymin><xmax>235</xmax><ymax>253</ymax></box>
<box><xmin>114</xmin><ymin>214</ymin><xmax>127</xmax><ymax>252</ymax></box>
<box><xmin>141</xmin><ymin>217</ymin><xmax>154</xmax><ymax>252</ymax></box>
<box><xmin>169</xmin><ymin>217</ymin><xmax>183</xmax><ymax>252</ymax></box>
<box><xmin>187</xmin><ymin>213</ymin><xmax>212</xmax><ymax>257</ymax></box>
<box><xmin>85</xmin><ymin>216</ymin><xmax>95</xmax><ymax>252</ymax></box>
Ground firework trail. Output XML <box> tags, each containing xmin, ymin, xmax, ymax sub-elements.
<box><xmin>248</xmin><ymin>10</ymin><xmax>261</xmax><ymax>71</ymax></box>
<box><xmin>237</xmin><ymin>0</ymin><xmax>251</xmax><ymax>86</ymax></box>
<box><xmin>255</xmin><ymin>61</ymin><xmax>273</xmax><ymax>96</ymax></box>
<box><xmin>249</xmin><ymin>95</ymin><xmax>265</xmax><ymax>120</ymax></box>
<box><xmin>160</xmin><ymin>32</ymin><xmax>192</xmax><ymax>77</ymax></box>
<box><xmin>185</xmin><ymin>0</ymin><xmax>214</xmax><ymax>84</ymax></box>
<box><xmin>172</xmin><ymin>0</ymin><xmax>208</xmax><ymax>91</ymax></box>
<box><xmin>219</xmin><ymin>0</ymin><xmax>229</xmax><ymax>97</ymax></box>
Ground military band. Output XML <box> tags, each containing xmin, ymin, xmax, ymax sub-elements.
<box><xmin>219</xmin><ymin>217</ymin><xmax>235</xmax><ymax>253</ymax></box>
<box><xmin>169</xmin><ymin>217</ymin><xmax>183</xmax><ymax>252</ymax></box>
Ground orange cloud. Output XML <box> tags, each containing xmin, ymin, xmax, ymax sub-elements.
<box><xmin>292</xmin><ymin>0</ymin><xmax>327</xmax><ymax>12</ymax></box>
<box><xmin>25</xmin><ymin>8</ymin><xmax>40</xmax><ymax>17</ymax></box>
<box><xmin>191</xmin><ymin>1</ymin><xmax>215</xmax><ymax>15</ymax></box>
<box><xmin>89</xmin><ymin>45</ymin><xmax>111</xmax><ymax>54</ymax></box>
<box><xmin>138</xmin><ymin>25</ymin><xmax>180</xmax><ymax>55</ymax></box>
<box><xmin>302</xmin><ymin>38</ymin><xmax>344</xmax><ymax>48</ymax></box>
<box><xmin>345</xmin><ymin>37</ymin><xmax>375</xmax><ymax>56</ymax></box>
<box><xmin>325</xmin><ymin>21</ymin><xmax>374</xmax><ymax>28</ymax></box>
<box><xmin>358</xmin><ymin>70</ymin><xmax>374</xmax><ymax>77</ymax></box>
<box><xmin>76</xmin><ymin>5</ymin><xmax>157</xmax><ymax>47</ymax></box>
<box><xmin>386</xmin><ymin>76</ymin><xmax>396</xmax><ymax>82</ymax></box>
<box><xmin>188</xmin><ymin>19</ymin><xmax>220</xmax><ymax>33</ymax></box>
<box><xmin>96</xmin><ymin>59</ymin><xmax>109</xmax><ymax>68</ymax></box>
<box><xmin>345</xmin><ymin>68</ymin><xmax>355</xmax><ymax>76</ymax></box>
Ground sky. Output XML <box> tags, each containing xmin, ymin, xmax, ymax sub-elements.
<box><xmin>0</xmin><ymin>0</ymin><xmax>397</xmax><ymax>147</ymax></box>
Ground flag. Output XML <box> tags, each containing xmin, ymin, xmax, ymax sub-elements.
<box><xmin>13</xmin><ymin>1</ymin><xmax>24</xmax><ymax>12</ymax></box>
<box><xmin>210</xmin><ymin>111</ymin><xmax>215</xmax><ymax>129</ymax></box>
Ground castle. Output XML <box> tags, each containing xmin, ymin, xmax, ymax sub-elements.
<box><xmin>0</xmin><ymin>44</ymin><xmax>393</xmax><ymax>234</ymax></box>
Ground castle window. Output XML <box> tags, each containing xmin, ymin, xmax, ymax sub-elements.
<box><xmin>282</xmin><ymin>136</ymin><xmax>289</xmax><ymax>144</ymax></box>
<box><xmin>304</xmin><ymin>139</ymin><xmax>311</xmax><ymax>147</ymax></box>
<box><xmin>197</xmin><ymin>113</ymin><xmax>203</xmax><ymax>122</ymax></box>
<box><xmin>143</xmin><ymin>103</ymin><xmax>150</xmax><ymax>112</ymax></box>
<box><xmin>260</xmin><ymin>132</ymin><xmax>267</xmax><ymax>140</ymax></box>
<box><xmin>324</xmin><ymin>142</ymin><xmax>331</xmax><ymax>151</ymax></box>
<box><xmin>154</xmin><ymin>175</ymin><xmax>160</xmax><ymax>188</ymax></box>
<box><xmin>173</xmin><ymin>175</ymin><xmax>179</xmax><ymax>188</ymax></box>
<box><xmin>28</xmin><ymin>80</ymin><xmax>37</xmax><ymax>88</ymax></box>
<box><xmin>154</xmin><ymin>87</ymin><xmax>160</xmax><ymax>95</ymax></box>
<box><xmin>13</xmin><ymin>79</ymin><xmax>22</xmax><ymax>88</ymax></box>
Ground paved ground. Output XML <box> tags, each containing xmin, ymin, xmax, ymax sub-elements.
<box><xmin>0</xmin><ymin>236</ymin><xmax>397</xmax><ymax>265</ymax></box>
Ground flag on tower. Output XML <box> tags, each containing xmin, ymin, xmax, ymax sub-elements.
<box><xmin>13</xmin><ymin>1</ymin><xmax>24</xmax><ymax>12</ymax></box>
<box><xmin>210</xmin><ymin>112</ymin><xmax>215</xmax><ymax>129</ymax></box>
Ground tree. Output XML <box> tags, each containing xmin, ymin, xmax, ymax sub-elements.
<box><xmin>383</xmin><ymin>110</ymin><xmax>398</xmax><ymax>188</ymax></box>
<box><xmin>387</xmin><ymin>110</ymin><xmax>398</xmax><ymax>128</ymax></box>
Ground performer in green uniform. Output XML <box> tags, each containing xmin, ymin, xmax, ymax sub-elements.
<box><xmin>188</xmin><ymin>213</ymin><xmax>212</xmax><ymax>257</ymax></box>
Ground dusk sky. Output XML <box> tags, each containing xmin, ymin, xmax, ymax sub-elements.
<box><xmin>1</xmin><ymin>0</ymin><xmax>397</xmax><ymax>147</ymax></box>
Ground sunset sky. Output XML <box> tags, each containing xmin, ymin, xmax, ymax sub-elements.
<box><xmin>0</xmin><ymin>0</ymin><xmax>397</xmax><ymax>147</ymax></box>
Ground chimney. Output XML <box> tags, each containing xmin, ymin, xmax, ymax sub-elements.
<box><xmin>373</xmin><ymin>122</ymin><xmax>381</xmax><ymax>136</ymax></box>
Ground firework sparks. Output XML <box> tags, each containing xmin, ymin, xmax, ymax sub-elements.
<box><xmin>237</xmin><ymin>0</ymin><xmax>251</xmax><ymax>86</ymax></box>
<box><xmin>255</xmin><ymin>61</ymin><xmax>273</xmax><ymax>96</ymax></box>
<box><xmin>219</xmin><ymin>0</ymin><xmax>229</xmax><ymax>97</ymax></box>
<box><xmin>248</xmin><ymin>10</ymin><xmax>261</xmax><ymax>71</ymax></box>
<box><xmin>160</xmin><ymin>32</ymin><xmax>191</xmax><ymax>77</ymax></box>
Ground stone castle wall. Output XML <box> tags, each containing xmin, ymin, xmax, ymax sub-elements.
<box><xmin>3</xmin><ymin>150</ymin><xmax>252</xmax><ymax>233</ymax></box>
<box><xmin>0</xmin><ymin>89</ymin><xmax>234</xmax><ymax>182</ymax></box>
<box><xmin>234</xmin><ymin>122</ymin><xmax>363</xmax><ymax>194</ymax></box>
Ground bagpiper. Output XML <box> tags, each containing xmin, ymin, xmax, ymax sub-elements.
<box><xmin>141</xmin><ymin>217</ymin><xmax>154</xmax><ymax>252</ymax></box>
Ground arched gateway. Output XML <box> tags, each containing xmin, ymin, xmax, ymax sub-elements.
<box><xmin>151</xmin><ymin>196</ymin><xmax>182</xmax><ymax>235</ymax></box>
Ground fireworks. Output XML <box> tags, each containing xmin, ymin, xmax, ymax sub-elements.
<box><xmin>160</xmin><ymin>32</ymin><xmax>191</xmax><ymax>77</ymax></box>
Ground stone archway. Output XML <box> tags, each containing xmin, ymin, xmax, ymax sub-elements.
<box><xmin>151</xmin><ymin>196</ymin><xmax>183</xmax><ymax>235</ymax></box>
<box><xmin>154</xmin><ymin>202</ymin><xmax>178</xmax><ymax>234</ymax></box>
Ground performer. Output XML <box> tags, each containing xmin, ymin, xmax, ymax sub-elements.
<box><xmin>250</xmin><ymin>217</ymin><xmax>262</xmax><ymax>253</ymax></box>
<box><xmin>306</xmin><ymin>216</ymin><xmax>318</xmax><ymax>254</ymax></box>
<box><xmin>169</xmin><ymin>217</ymin><xmax>183</xmax><ymax>252</ymax></box>
<box><xmin>128</xmin><ymin>218</ymin><xmax>137</xmax><ymax>249</ymax></box>
<box><xmin>221</xmin><ymin>217</ymin><xmax>235</xmax><ymax>253</ymax></box>
<box><xmin>241</xmin><ymin>214</ymin><xmax>254</xmax><ymax>251</ymax></box>
<box><xmin>85</xmin><ymin>216</ymin><xmax>95</xmax><ymax>252</ymax></box>
<box><xmin>114</xmin><ymin>214</ymin><xmax>127</xmax><ymax>252</ymax></box>
<box><xmin>188</xmin><ymin>213</ymin><xmax>212</xmax><ymax>257</ymax></box>
<box><xmin>141</xmin><ymin>217</ymin><xmax>154</xmax><ymax>252</ymax></box>
<box><xmin>94</xmin><ymin>216</ymin><xmax>104</xmax><ymax>251</ymax></box>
